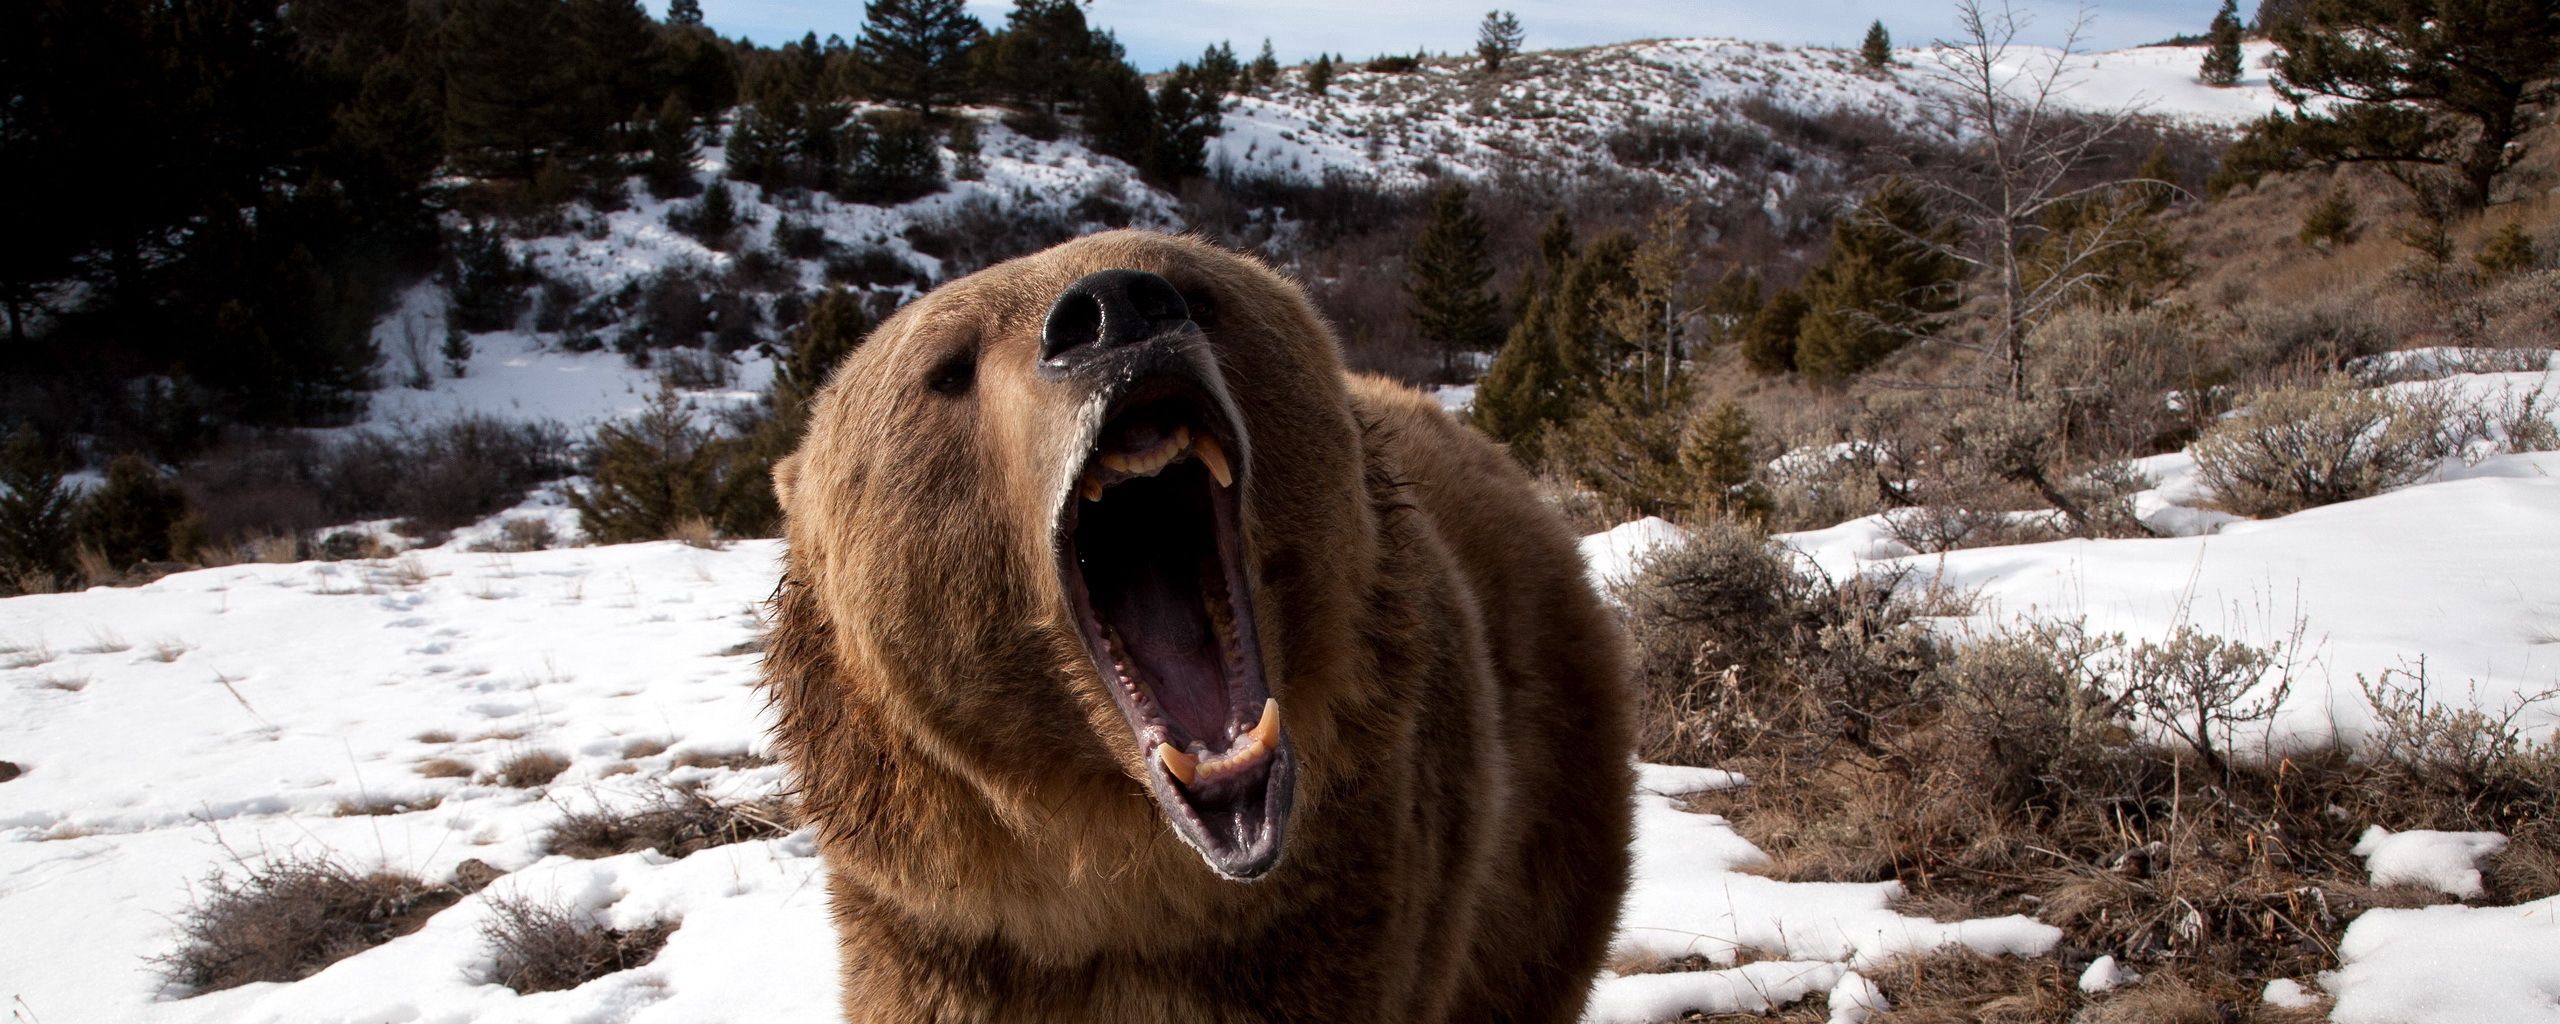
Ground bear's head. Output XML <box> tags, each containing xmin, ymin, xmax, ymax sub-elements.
<box><xmin>774</xmin><ymin>231</ymin><xmax>1373</xmax><ymax>881</ymax></box>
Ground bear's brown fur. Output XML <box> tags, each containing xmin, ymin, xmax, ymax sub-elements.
<box><xmin>762</xmin><ymin>230</ymin><xmax>1632</xmax><ymax>1023</ymax></box>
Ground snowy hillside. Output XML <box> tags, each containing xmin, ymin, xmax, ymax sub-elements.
<box><xmin>1212</xmin><ymin>40</ymin><xmax>2284</xmax><ymax>189</ymax></box>
<box><xmin>364</xmin><ymin>38</ymin><xmax>2282</xmax><ymax>446</ymax></box>
<box><xmin>6</xmin><ymin>355</ymin><xmax>2557</xmax><ymax>1021</ymax></box>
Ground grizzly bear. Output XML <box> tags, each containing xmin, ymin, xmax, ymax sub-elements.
<box><xmin>761</xmin><ymin>230</ymin><xmax>1632</xmax><ymax>1023</ymax></box>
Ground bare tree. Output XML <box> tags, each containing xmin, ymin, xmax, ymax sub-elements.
<box><xmin>1901</xmin><ymin>0</ymin><xmax>2178</xmax><ymax>401</ymax></box>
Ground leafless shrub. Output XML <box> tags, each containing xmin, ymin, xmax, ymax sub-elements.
<box><xmin>2192</xmin><ymin>376</ymin><xmax>2459</xmax><ymax>516</ymax></box>
<box><xmin>478</xmin><ymin>895</ymin><xmax>672</xmax><ymax>994</ymax></box>
<box><xmin>155</xmin><ymin>856</ymin><xmax>457</xmax><ymax>994</ymax></box>
<box><xmin>2120</xmin><ymin>624</ymin><xmax>2295</xmax><ymax>776</ymax></box>
<box><xmin>1616</xmin><ymin>521</ymin><xmax>1941</xmax><ymax>764</ymax></box>
<box><xmin>544</xmin><ymin>787</ymin><xmax>791</xmax><ymax>859</ymax></box>
<box><xmin>668</xmin><ymin>515</ymin><xmax>725</xmax><ymax>550</ymax></box>
<box><xmin>468</xmin><ymin>516</ymin><xmax>560</xmax><ymax>554</ymax></box>
<box><xmin>2359</xmin><ymin>663</ymin><xmax>2560</xmax><ymax>840</ymax></box>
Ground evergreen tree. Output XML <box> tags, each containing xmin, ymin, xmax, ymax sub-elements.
<box><xmin>442</xmin><ymin>324</ymin><xmax>474</xmax><ymax>377</ymax></box>
<box><xmin>845</xmin><ymin>115</ymin><xmax>948</xmax><ymax>204</ymax></box>
<box><xmin>2476</xmin><ymin>222</ymin><xmax>2538</xmax><ymax>276</ymax></box>
<box><xmin>1406</xmin><ymin>182</ymin><xmax>1503</xmax><ymax>379</ymax></box>
<box><xmin>725</xmin><ymin>103</ymin><xmax>796</xmax><ymax>185</ymax></box>
<box><xmin>76</xmin><ymin>455</ymin><xmax>191</xmax><ymax>570</ymax></box>
<box><xmin>2299</xmin><ymin>188</ymin><xmax>2358</xmax><ymax>249</ymax></box>
<box><xmin>1740</xmin><ymin>288</ymin><xmax>1809</xmax><ymax>375</ymax></box>
<box><xmin>1250</xmin><ymin>39</ymin><xmax>1281</xmax><ymax>91</ymax></box>
<box><xmin>1307</xmin><ymin>53</ymin><xmax>1335</xmax><ymax>96</ymax></box>
<box><xmin>645</xmin><ymin>94</ymin><xmax>703</xmax><ymax>199</ymax></box>
<box><xmin>569</xmin><ymin>383</ymin><xmax>773</xmax><ymax>542</ymax></box>
<box><xmin>2200</xmin><ymin>0</ymin><xmax>2244</xmax><ymax>86</ymax></box>
<box><xmin>439</xmin><ymin>0</ymin><xmax>575</xmax><ymax>179</ymax></box>
<box><xmin>666</xmin><ymin>0</ymin><xmax>704</xmax><ymax>26</ymax></box>
<box><xmin>2241</xmin><ymin>0</ymin><xmax>2558</xmax><ymax>208</ymax></box>
<box><xmin>856</xmin><ymin>0</ymin><xmax>984</xmax><ymax>116</ymax></box>
<box><xmin>447</xmin><ymin>222</ymin><xmax>527</xmax><ymax>333</ymax></box>
<box><xmin>0</xmin><ymin>426</ymin><xmax>76</xmax><ymax>591</ymax></box>
<box><xmin>1083</xmin><ymin>62</ymin><xmax>1159</xmax><ymax>167</ymax></box>
<box><xmin>565</xmin><ymin>0</ymin><xmax>664</xmax><ymax>160</ymax></box>
<box><xmin>1477</xmin><ymin>11</ymin><xmax>1525</xmax><ymax>72</ymax></box>
<box><xmin>1861</xmin><ymin>21</ymin><xmax>1893</xmax><ymax>69</ymax></box>
<box><xmin>1469</xmin><ymin>229</ymin><xmax>1637</xmax><ymax>467</ymax></box>
<box><xmin>1792</xmin><ymin>180</ymin><xmax>1963</xmax><ymax>383</ymax></box>
<box><xmin>949</xmin><ymin>118</ymin><xmax>986</xmax><ymax>180</ymax></box>
<box><xmin>980</xmin><ymin>0</ymin><xmax>1108</xmax><ymax>118</ymax></box>
<box><xmin>684</xmin><ymin>178</ymin><xmax>739</xmax><ymax>247</ymax></box>
<box><xmin>1195</xmin><ymin>41</ymin><xmax>1243</xmax><ymax>96</ymax></box>
<box><xmin>1680</xmin><ymin>400</ymin><xmax>1767</xmax><ymax>521</ymax></box>
<box><xmin>1143</xmin><ymin>66</ymin><xmax>1222</xmax><ymax>184</ymax></box>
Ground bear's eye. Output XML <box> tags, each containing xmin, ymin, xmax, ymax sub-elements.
<box><xmin>926</xmin><ymin>348</ymin><xmax>977</xmax><ymax>397</ymax></box>
<box><xmin>1179</xmin><ymin>287</ymin><xmax>1220</xmax><ymax>332</ymax></box>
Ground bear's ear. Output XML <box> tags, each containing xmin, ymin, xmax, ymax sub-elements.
<box><xmin>772</xmin><ymin>451</ymin><xmax>804</xmax><ymax>510</ymax></box>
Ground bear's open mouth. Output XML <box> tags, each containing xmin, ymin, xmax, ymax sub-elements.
<box><xmin>1058</xmin><ymin>384</ymin><xmax>1293</xmax><ymax>881</ymax></box>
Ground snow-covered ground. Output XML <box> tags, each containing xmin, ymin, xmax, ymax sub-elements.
<box><xmin>11</xmin><ymin>349</ymin><xmax>2556</xmax><ymax>1020</ymax></box>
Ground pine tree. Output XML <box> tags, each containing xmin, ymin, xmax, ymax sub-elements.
<box><xmin>666</xmin><ymin>0</ymin><xmax>704</xmax><ymax>26</ymax></box>
<box><xmin>980</xmin><ymin>0</ymin><xmax>1103</xmax><ymax>118</ymax></box>
<box><xmin>949</xmin><ymin>118</ymin><xmax>986</xmax><ymax>180</ymax></box>
<box><xmin>1195</xmin><ymin>42</ymin><xmax>1242</xmax><ymax>96</ymax></box>
<box><xmin>845</xmin><ymin>115</ymin><xmax>947</xmax><ymax>203</ymax></box>
<box><xmin>0</xmin><ymin>426</ymin><xmax>76</xmax><ymax>590</ymax></box>
<box><xmin>1477</xmin><ymin>11</ymin><xmax>1524</xmax><ymax>73</ymax></box>
<box><xmin>2476</xmin><ymin>222</ymin><xmax>2538</xmax><ymax>276</ymax></box>
<box><xmin>2199</xmin><ymin>0</ymin><xmax>2244</xmax><ymax>86</ymax></box>
<box><xmin>76</xmin><ymin>455</ymin><xmax>191</xmax><ymax>570</ymax></box>
<box><xmin>1406</xmin><ymin>182</ymin><xmax>1503</xmax><ymax>379</ymax></box>
<box><xmin>1793</xmin><ymin>180</ymin><xmax>1964</xmax><ymax>383</ymax></box>
<box><xmin>439</xmin><ymin>0</ymin><xmax>574</xmax><ymax>179</ymax></box>
<box><xmin>564</xmin><ymin>0</ymin><xmax>664</xmax><ymax>160</ymax></box>
<box><xmin>447</xmin><ymin>222</ymin><xmax>526</xmax><ymax>333</ymax></box>
<box><xmin>1250</xmin><ymin>39</ymin><xmax>1281</xmax><ymax>92</ymax></box>
<box><xmin>684</xmin><ymin>178</ymin><xmax>738</xmax><ymax>247</ymax></box>
<box><xmin>1680</xmin><ymin>401</ymin><xmax>1766</xmax><ymax>522</ymax></box>
<box><xmin>856</xmin><ymin>0</ymin><xmax>984</xmax><ymax>116</ymax></box>
<box><xmin>1740</xmin><ymin>288</ymin><xmax>1808</xmax><ymax>375</ymax></box>
<box><xmin>1307</xmin><ymin>53</ymin><xmax>1335</xmax><ymax>96</ymax></box>
<box><xmin>645</xmin><ymin>93</ymin><xmax>703</xmax><ymax>199</ymax></box>
<box><xmin>1861</xmin><ymin>21</ymin><xmax>1893</xmax><ymax>70</ymax></box>
<box><xmin>442</xmin><ymin>324</ymin><xmax>474</xmax><ymax>377</ymax></box>
<box><xmin>2299</xmin><ymin>188</ymin><xmax>2358</xmax><ymax>249</ymax></box>
<box><xmin>724</xmin><ymin>103</ymin><xmax>795</xmax><ymax>185</ymax></box>
<box><xmin>1083</xmin><ymin>62</ymin><xmax>1159</xmax><ymax>169</ymax></box>
<box><xmin>2247</xmin><ymin>0</ymin><xmax>2558</xmax><ymax>208</ymax></box>
<box><xmin>1144</xmin><ymin>66</ymin><xmax>1221</xmax><ymax>184</ymax></box>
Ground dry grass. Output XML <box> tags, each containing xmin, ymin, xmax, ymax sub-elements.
<box><xmin>1620</xmin><ymin>524</ymin><xmax>2560</xmax><ymax>1020</ymax></box>
<box><xmin>620</xmin><ymin>737</ymin><xmax>671</xmax><ymax>759</ymax></box>
<box><xmin>75</xmin><ymin>629</ymin><xmax>131</xmax><ymax>654</ymax></box>
<box><xmin>2</xmin><ymin>638</ymin><xmax>56</xmax><ymax>670</ymax></box>
<box><xmin>667</xmin><ymin>516</ymin><xmax>724</xmax><ymax>551</ymax></box>
<box><xmin>668</xmin><ymin>749</ymin><xmax>774</xmax><ymax>772</ymax></box>
<box><xmin>478</xmin><ymin>895</ymin><xmax>673</xmax><ymax>994</ymax></box>
<box><xmin>488</xmin><ymin>750</ymin><xmax>571</xmax><ymax>788</ymax></box>
<box><xmin>39</xmin><ymin>673</ymin><xmax>89</xmax><ymax>692</ymax></box>
<box><xmin>544</xmin><ymin>786</ymin><xmax>791</xmax><ymax>859</ymax></box>
<box><xmin>414</xmin><ymin>729</ymin><xmax>457</xmax><ymax>744</ymax></box>
<box><xmin>334</xmin><ymin>793</ymin><xmax>444</xmax><ymax>816</ymax></box>
<box><xmin>416</xmin><ymin>757</ymin><xmax>475</xmax><ymax>779</ymax></box>
<box><xmin>148</xmin><ymin>637</ymin><xmax>192</xmax><ymax>662</ymax></box>
<box><xmin>155</xmin><ymin>856</ymin><xmax>458</xmax><ymax>994</ymax></box>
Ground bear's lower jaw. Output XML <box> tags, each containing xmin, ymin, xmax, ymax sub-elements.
<box><xmin>1059</xmin><ymin>389</ymin><xmax>1290</xmax><ymax>880</ymax></box>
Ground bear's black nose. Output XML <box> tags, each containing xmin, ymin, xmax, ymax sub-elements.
<box><xmin>1041</xmin><ymin>269</ymin><xmax>1192</xmax><ymax>365</ymax></box>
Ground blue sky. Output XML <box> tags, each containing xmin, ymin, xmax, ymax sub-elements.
<box><xmin>669</xmin><ymin>1</ymin><xmax>2231</xmax><ymax>71</ymax></box>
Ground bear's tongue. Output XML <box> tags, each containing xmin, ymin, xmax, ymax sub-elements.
<box><xmin>1096</xmin><ymin>552</ymin><xmax>1231</xmax><ymax>742</ymax></box>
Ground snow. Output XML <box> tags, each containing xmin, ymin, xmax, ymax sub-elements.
<box><xmin>2078</xmin><ymin>953</ymin><xmax>2140</xmax><ymax>993</ymax></box>
<box><xmin>1826</xmin><ymin>970</ymin><xmax>1889</xmax><ymax>1023</ymax></box>
<box><xmin>2320</xmin><ymin>895</ymin><xmax>2560</xmax><ymax>1024</ymax></box>
<box><xmin>1579</xmin><ymin>516</ymin><xmax>1685</xmax><ymax>590</ymax></box>
<box><xmin>2353</xmin><ymin>825</ymin><xmax>2510</xmax><ymax>899</ymax></box>
<box><xmin>2264</xmin><ymin>976</ymin><xmax>2321</xmax><ymax>1008</ymax></box>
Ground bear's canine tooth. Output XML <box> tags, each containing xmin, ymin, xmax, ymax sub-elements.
<box><xmin>1080</xmin><ymin>472</ymin><xmax>1105</xmax><ymax>502</ymax></box>
<box><xmin>1247</xmin><ymin>698</ymin><xmax>1279</xmax><ymax>749</ymax></box>
<box><xmin>1156</xmin><ymin>742</ymin><xmax>1199</xmax><ymax>786</ymax></box>
<box><xmin>1193</xmin><ymin>433</ymin><xmax>1234</xmax><ymax>488</ymax></box>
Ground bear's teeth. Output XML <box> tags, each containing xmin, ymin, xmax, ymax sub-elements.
<box><xmin>1192</xmin><ymin>434</ymin><xmax>1234</xmax><ymax>488</ymax></box>
<box><xmin>1156</xmin><ymin>742</ymin><xmax>1200</xmax><ymax>785</ymax></box>
<box><xmin>1080</xmin><ymin>472</ymin><xmax>1105</xmax><ymax>502</ymax></box>
<box><xmin>1247</xmin><ymin>698</ymin><xmax>1280</xmax><ymax>748</ymax></box>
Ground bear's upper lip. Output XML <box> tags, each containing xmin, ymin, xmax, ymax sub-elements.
<box><xmin>1055</xmin><ymin>366</ymin><xmax>1294</xmax><ymax>882</ymax></box>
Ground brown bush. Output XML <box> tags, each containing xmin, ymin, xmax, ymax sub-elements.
<box><xmin>157</xmin><ymin>857</ymin><xmax>458</xmax><ymax>993</ymax></box>
<box><xmin>2192</xmin><ymin>376</ymin><xmax>2457</xmax><ymax>517</ymax></box>
<box><xmin>544</xmin><ymin>787</ymin><xmax>791</xmax><ymax>859</ymax></box>
<box><xmin>489</xmin><ymin>750</ymin><xmax>571</xmax><ymax>788</ymax></box>
<box><xmin>478</xmin><ymin>895</ymin><xmax>673</xmax><ymax>994</ymax></box>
